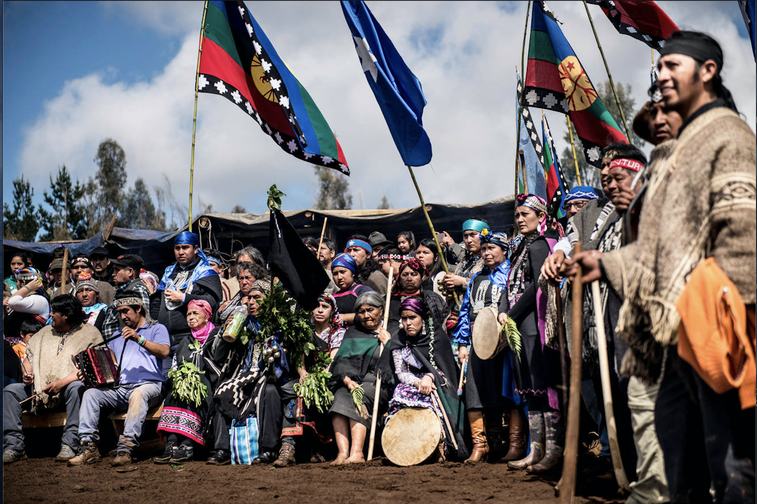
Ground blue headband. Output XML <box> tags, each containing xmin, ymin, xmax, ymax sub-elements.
<box><xmin>345</xmin><ymin>239</ymin><xmax>372</xmax><ymax>254</ymax></box>
<box><xmin>175</xmin><ymin>231</ymin><xmax>200</xmax><ymax>246</ymax></box>
<box><xmin>463</xmin><ymin>219</ymin><xmax>489</xmax><ymax>234</ymax></box>
<box><xmin>479</xmin><ymin>230</ymin><xmax>509</xmax><ymax>250</ymax></box>
<box><xmin>205</xmin><ymin>255</ymin><xmax>221</xmax><ymax>266</ymax></box>
<box><xmin>331</xmin><ymin>253</ymin><xmax>357</xmax><ymax>274</ymax></box>
<box><xmin>564</xmin><ymin>186</ymin><xmax>599</xmax><ymax>204</ymax></box>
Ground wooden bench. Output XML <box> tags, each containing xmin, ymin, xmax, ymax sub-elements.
<box><xmin>22</xmin><ymin>411</ymin><xmax>67</xmax><ymax>429</ymax></box>
<box><xmin>109</xmin><ymin>404</ymin><xmax>166</xmax><ymax>452</ymax></box>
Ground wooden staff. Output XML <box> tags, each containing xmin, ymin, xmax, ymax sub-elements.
<box><xmin>316</xmin><ymin>217</ymin><xmax>328</xmax><ymax>258</ymax></box>
<box><xmin>432</xmin><ymin>390</ymin><xmax>459</xmax><ymax>451</ymax></box>
<box><xmin>188</xmin><ymin>0</ymin><xmax>210</xmax><ymax>231</ymax></box>
<box><xmin>555</xmin><ymin>282</ymin><xmax>569</xmax><ymax>409</ymax></box>
<box><xmin>566</xmin><ymin>116</ymin><xmax>583</xmax><ymax>186</ymax></box>
<box><xmin>457</xmin><ymin>360</ymin><xmax>467</xmax><ymax>397</ymax></box>
<box><xmin>60</xmin><ymin>247</ymin><xmax>70</xmax><ymax>295</ymax></box>
<box><xmin>557</xmin><ymin>242</ymin><xmax>582</xmax><ymax>504</ymax></box>
<box><xmin>367</xmin><ymin>266</ymin><xmax>394</xmax><ymax>461</ymax></box>
<box><xmin>19</xmin><ymin>392</ymin><xmax>44</xmax><ymax>405</ymax></box>
<box><xmin>519</xmin><ymin>150</ymin><xmax>529</xmax><ymax>194</ymax></box>
<box><xmin>591</xmin><ymin>280</ymin><xmax>631</xmax><ymax>492</ymax></box>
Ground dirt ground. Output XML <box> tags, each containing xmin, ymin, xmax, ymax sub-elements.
<box><xmin>4</xmin><ymin>448</ymin><xmax>625</xmax><ymax>504</ymax></box>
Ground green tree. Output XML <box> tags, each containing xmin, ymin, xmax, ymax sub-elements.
<box><xmin>377</xmin><ymin>195</ymin><xmax>390</xmax><ymax>209</ymax></box>
<box><xmin>231</xmin><ymin>204</ymin><xmax>246</xmax><ymax>213</ymax></box>
<box><xmin>37</xmin><ymin>165</ymin><xmax>87</xmax><ymax>241</ymax></box>
<box><xmin>559</xmin><ymin>81</ymin><xmax>642</xmax><ymax>190</ymax></box>
<box><xmin>120</xmin><ymin>178</ymin><xmax>167</xmax><ymax>231</ymax></box>
<box><xmin>83</xmin><ymin>138</ymin><xmax>128</xmax><ymax>235</ymax></box>
<box><xmin>3</xmin><ymin>176</ymin><xmax>41</xmax><ymax>241</ymax></box>
<box><xmin>314</xmin><ymin>166</ymin><xmax>352</xmax><ymax>210</ymax></box>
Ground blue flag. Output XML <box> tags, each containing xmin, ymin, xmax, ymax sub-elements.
<box><xmin>516</xmin><ymin>73</ymin><xmax>547</xmax><ymax>200</ymax></box>
<box><xmin>341</xmin><ymin>1</ymin><xmax>432</xmax><ymax>167</ymax></box>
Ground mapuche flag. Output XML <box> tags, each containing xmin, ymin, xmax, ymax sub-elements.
<box><xmin>341</xmin><ymin>1</ymin><xmax>432</xmax><ymax>167</ymax></box>
<box><xmin>542</xmin><ymin>114</ymin><xmax>567</xmax><ymax>219</ymax></box>
<box><xmin>524</xmin><ymin>1</ymin><xmax>627</xmax><ymax>167</ymax></box>
<box><xmin>586</xmin><ymin>1</ymin><xmax>679</xmax><ymax>51</ymax></box>
<box><xmin>516</xmin><ymin>73</ymin><xmax>547</xmax><ymax>200</ymax></box>
<box><xmin>199</xmin><ymin>1</ymin><xmax>349</xmax><ymax>174</ymax></box>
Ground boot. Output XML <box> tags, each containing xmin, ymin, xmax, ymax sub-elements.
<box><xmin>502</xmin><ymin>407</ymin><xmax>527</xmax><ymax>462</ymax></box>
<box><xmin>464</xmin><ymin>411</ymin><xmax>488</xmax><ymax>464</ymax></box>
<box><xmin>272</xmin><ymin>443</ymin><xmax>296</xmax><ymax>467</ymax></box>
<box><xmin>507</xmin><ymin>411</ymin><xmax>545</xmax><ymax>470</ymax></box>
<box><xmin>486</xmin><ymin>411</ymin><xmax>506</xmax><ymax>463</ymax></box>
<box><xmin>528</xmin><ymin>411</ymin><xmax>563</xmax><ymax>473</ymax></box>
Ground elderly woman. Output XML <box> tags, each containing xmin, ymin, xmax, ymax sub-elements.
<box><xmin>498</xmin><ymin>194</ymin><xmax>562</xmax><ymax>472</ymax></box>
<box><xmin>328</xmin><ymin>291</ymin><xmax>393</xmax><ymax>465</ymax></box>
<box><xmin>217</xmin><ymin>261</ymin><xmax>269</xmax><ymax>324</ymax></box>
<box><xmin>331</xmin><ymin>253</ymin><xmax>373</xmax><ymax>327</ymax></box>
<box><xmin>386</xmin><ymin>297</ymin><xmax>467</xmax><ymax>461</ymax></box>
<box><xmin>156</xmin><ymin>299</ymin><xmax>233</xmax><ymax>463</ymax></box>
<box><xmin>454</xmin><ymin>231</ymin><xmax>522</xmax><ymax>464</ymax></box>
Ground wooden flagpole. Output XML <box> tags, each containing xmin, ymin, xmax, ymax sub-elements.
<box><xmin>519</xmin><ymin>150</ymin><xmax>529</xmax><ymax>195</ymax></box>
<box><xmin>514</xmin><ymin>2</ymin><xmax>531</xmax><ymax>204</ymax></box>
<box><xmin>406</xmin><ymin>167</ymin><xmax>460</xmax><ymax>310</ymax></box>
<box><xmin>188</xmin><ymin>0</ymin><xmax>210</xmax><ymax>232</ymax></box>
<box><xmin>581</xmin><ymin>0</ymin><xmax>632</xmax><ymax>142</ymax></box>
<box><xmin>566</xmin><ymin>116</ymin><xmax>583</xmax><ymax>186</ymax></box>
<box><xmin>316</xmin><ymin>217</ymin><xmax>328</xmax><ymax>258</ymax></box>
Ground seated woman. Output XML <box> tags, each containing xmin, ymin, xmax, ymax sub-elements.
<box><xmin>272</xmin><ymin>294</ymin><xmax>347</xmax><ymax>466</ymax></box>
<box><xmin>328</xmin><ymin>291</ymin><xmax>393</xmax><ymax>465</ymax></box>
<box><xmin>217</xmin><ymin>261</ymin><xmax>268</xmax><ymax>324</ymax></box>
<box><xmin>386</xmin><ymin>297</ymin><xmax>467</xmax><ymax>461</ymax></box>
<box><xmin>386</xmin><ymin>259</ymin><xmax>449</xmax><ymax>337</ymax></box>
<box><xmin>331</xmin><ymin>253</ymin><xmax>373</xmax><ymax>327</ymax></box>
<box><xmin>5</xmin><ymin>268</ymin><xmax>51</xmax><ymax>341</ymax></box>
<box><xmin>155</xmin><ymin>299</ymin><xmax>236</xmax><ymax>463</ymax></box>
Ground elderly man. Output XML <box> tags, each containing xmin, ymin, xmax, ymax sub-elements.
<box><xmin>567</xmin><ymin>31</ymin><xmax>756</xmax><ymax>503</ymax></box>
<box><xmin>74</xmin><ymin>274</ymin><xmax>108</xmax><ymax>332</ymax></box>
<box><xmin>150</xmin><ymin>231</ymin><xmax>222</xmax><ymax>350</ymax></box>
<box><xmin>68</xmin><ymin>289</ymin><xmax>170</xmax><ymax>466</ymax></box>
<box><xmin>68</xmin><ymin>255</ymin><xmax>115</xmax><ymax>306</ymax></box>
<box><xmin>3</xmin><ymin>295</ymin><xmax>102</xmax><ymax>463</ymax></box>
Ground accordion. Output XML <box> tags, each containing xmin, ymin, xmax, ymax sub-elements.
<box><xmin>74</xmin><ymin>346</ymin><xmax>120</xmax><ymax>389</ymax></box>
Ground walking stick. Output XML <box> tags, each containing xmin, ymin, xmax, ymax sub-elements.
<box><xmin>555</xmin><ymin>282</ymin><xmax>569</xmax><ymax>409</ymax></box>
<box><xmin>591</xmin><ymin>281</ymin><xmax>631</xmax><ymax>493</ymax></box>
<box><xmin>432</xmin><ymin>390</ymin><xmax>459</xmax><ymax>451</ymax></box>
<box><xmin>367</xmin><ymin>266</ymin><xmax>394</xmax><ymax>461</ymax></box>
<box><xmin>457</xmin><ymin>360</ymin><xmax>467</xmax><ymax>397</ymax></box>
<box><xmin>316</xmin><ymin>217</ymin><xmax>328</xmax><ymax>259</ymax></box>
<box><xmin>557</xmin><ymin>243</ymin><xmax>582</xmax><ymax>504</ymax></box>
<box><xmin>60</xmin><ymin>247</ymin><xmax>69</xmax><ymax>295</ymax></box>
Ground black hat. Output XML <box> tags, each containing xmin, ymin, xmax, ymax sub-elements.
<box><xmin>90</xmin><ymin>246</ymin><xmax>110</xmax><ymax>258</ymax></box>
<box><xmin>110</xmin><ymin>254</ymin><xmax>144</xmax><ymax>271</ymax></box>
<box><xmin>368</xmin><ymin>231</ymin><xmax>392</xmax><ymax>248</ymax></box>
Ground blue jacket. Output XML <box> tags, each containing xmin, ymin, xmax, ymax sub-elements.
<box><xmin>453</xmin><ymin>259</ymin><xmax>511</xmax><ymax>345</ymax></box>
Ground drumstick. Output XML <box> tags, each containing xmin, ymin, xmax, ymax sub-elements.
<box><xmin>367</xmin><ymin>266</ymin><xmax>394</xmax><ymax>462</ymax></box>
<box><xmin>456</xmin><ymin>360</ymin><xmax>467</xmax><ymax>396</ymax></box>
<box><xmin>432</xmin><ymin>390</ymin><xmax>459</xmax><ymax>452</ymax></box>
<box><xmin>557</xmin><ymin>243</ymin><xmax>582</xmax><ymax>504</ymax></box>
<box><xmin>19</xmin><ymin>392</ymin><xmax>44</xmax><ymax>405</ymax></box>
<box><xmin>591</xmin><ymin>280</ymin><xmax>631</xmax><ymax>492</ymax></box>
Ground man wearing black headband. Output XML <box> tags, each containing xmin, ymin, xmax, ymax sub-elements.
<box><xmin>567</xmin><ymin>30</ymin><xmax>756</xmax><ymax>504</ymax></box>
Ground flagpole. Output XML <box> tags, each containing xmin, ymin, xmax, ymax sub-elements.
<box><xmin>519</xmin><ymin>151</ymin><xmax>529</xmax><ymax>194</ymax></box>
<box><xmin>407</xmin><ymin>166</ymin><xmax>460</xmax><ymax>310</ymax></box>
<box><xmin>581</xmin><ymin>0</ymin><xmax>632</xmax><ymax>142</ymax></box>
<box><xmin>566</xmin><ymin>115</ymin><xmax>583</xmax><ymax>186</ymax></box>
<box><xmin>514</xmin><ymin>2</ymin><xmax>531</xmax><ymax>203</ymax></box>
<box><xmin>188</xmin><ymin>0</ymin><xmax>209</xmax><ymax>232</ymax></box>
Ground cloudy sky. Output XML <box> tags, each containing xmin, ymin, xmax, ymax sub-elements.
<box><xmin>4</xmin><ymin>1</ymin><xmax>754</xmax><ymax>228</ymax></box>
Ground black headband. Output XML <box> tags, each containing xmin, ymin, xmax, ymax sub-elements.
<box><xmin>660</xmin><ymin>37</ymin><xmax>723</xmax><ymax>71</ymax></box>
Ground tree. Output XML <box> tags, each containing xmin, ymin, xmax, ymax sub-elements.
<box><xmin>120</xmin><ymin>178</ymin><xmax>167</xmax><ymax>231</ymax></box>
<box><xmin>377</xmin><ymin>195</ymin><xmax>390</xmax><ymax>209</ymax></box>
<box><xmin>37</xmin><ymin>165</ymin><xmax>87</xmax><ymax>241</ymax></box>
<box><xmin>314</xmin><ymin>167</ymin><xmax>352</xmax><ymax>210</ymax></box>
<box><xmin>559</xmin><ymin>81</ymin><xmax>642</xmax><ymax>190</ymax></box>
<box><xmin>231</xmin><ymin>205</ymin><xmax>247</xmax><ymax>213</ymax></box>
<box><xmin>83</xmin><ymin>138</ymin><xmax>128</xmax><ymax>235</ymax></box>
<box><xmin>3</xmin><ymin>176</ymin><xmax>41</xmax><ymax>241</ymax></box>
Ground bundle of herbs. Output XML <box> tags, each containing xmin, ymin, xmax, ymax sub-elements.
<box><xmin>293</xmin><ymin>351</ymin><xmax>334</xmax><ymax>413</ymax></box>
<box><xmin>168</xmin><ymin>361</ymin><xmax>208</xmax><ymax>407</ymax></box>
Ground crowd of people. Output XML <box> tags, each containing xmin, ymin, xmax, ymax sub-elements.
<box><xmin>2</xmin><ymin>31</ymin><xmax>755</xmax><ymax>504</ymax></box>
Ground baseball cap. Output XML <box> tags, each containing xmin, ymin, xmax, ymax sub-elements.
<box><xmin>90</xmin><ymin>246</ymin><xmax>110</xmax><ymax>258</ymax></box>
<box><xmin>110</xmin><ymin>254</ymin><xmax>144</xmax><ymax>271</ymax></box>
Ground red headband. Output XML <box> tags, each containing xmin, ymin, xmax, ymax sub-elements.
<box><xmin>609</xmin><ymin>158</ymin><xmax>643</xmax><ymax>172</ymax></box>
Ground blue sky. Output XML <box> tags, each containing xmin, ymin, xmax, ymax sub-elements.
<box><xmin>3</xmin><ymin>1</ymin><xmax>755</xmax><ymax>234</ymax></box>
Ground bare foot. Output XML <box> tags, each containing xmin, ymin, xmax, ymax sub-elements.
<box><xmin>330</xmin><ymin>453</ymin><xmax>349</xmax><ymax>466</ymax></box>
<box><xmin>344</xmin><ymin>454</ymin><xmax>365</xmax><ymax>464</ymax></box>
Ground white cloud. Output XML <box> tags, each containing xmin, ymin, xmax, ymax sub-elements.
<box><xmin>14</xmin><ymin>1</ymin><xmax>756</xmax><ymax>221</ymax></box>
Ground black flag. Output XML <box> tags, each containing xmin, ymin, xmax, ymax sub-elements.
<box><xmin>268</xmin><ymin>208</ymin><xmax>330</xmax><ymax>310</ymax></box>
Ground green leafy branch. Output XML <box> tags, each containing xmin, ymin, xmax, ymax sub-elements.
<box><xmin>167</xmin><ymin>361</ymin><xmax>208</xmax><ymax>407</ymax></box>
<box><xmin>500</xmin><ymin>318</ymin><xmax>523</xmax><ymax>361</ymax></box>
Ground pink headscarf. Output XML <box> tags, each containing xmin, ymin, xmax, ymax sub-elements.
<box><xmin>187</xmin><ymin>299</ymin><xmax>214</xmax><ymax>345</ymax></box>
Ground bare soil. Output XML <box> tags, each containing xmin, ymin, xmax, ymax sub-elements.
<box><xmin>4</xmin><ymin>451</ymin><xmax>625</xmax><ymax>504</ymax></box>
